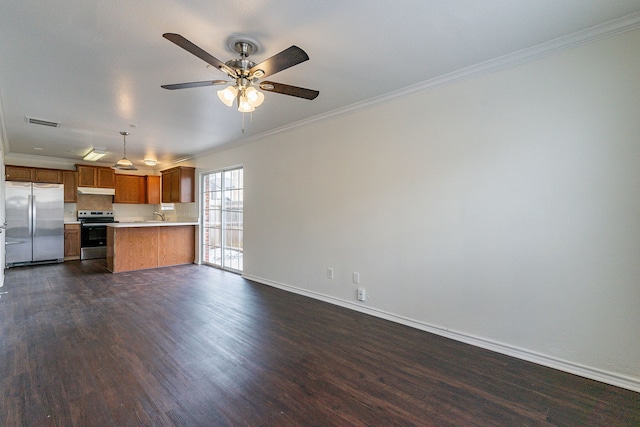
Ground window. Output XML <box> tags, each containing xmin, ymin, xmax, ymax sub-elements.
<box><xmin>201</xmin><ymin>167</ymin><xmax>243</xmax><ymax>272</ymax></box>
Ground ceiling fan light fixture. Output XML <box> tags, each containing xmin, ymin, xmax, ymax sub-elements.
<box><xmin>112</xmin><ymin>131</ymin><xmax>138</xmax><ymax>170</ymax></box>
<box><xmin>245</xmin><ymin>87</ymin><xmax>264</xmax><ymax>107</ymax></box>
<box><xmin>238</xmin><ymin>97</ymin><xmax>255</xmax><ymax>113</ymax></box>
<box><xmin>217</xmin><ymin>86</ymin><xmax>237</xmax><ymax>107</ymax></box>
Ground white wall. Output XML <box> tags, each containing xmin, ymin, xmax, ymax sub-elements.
<box><xmin>195</xmin><ymin>28</ymin><xmax>640</xmax><ymax>390</ymax></box>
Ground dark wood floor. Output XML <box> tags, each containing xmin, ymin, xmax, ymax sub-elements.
<box><xmin>0</xmin><ymin>261</ymin><xmax>638</xmax><ymax>426</ymax></box>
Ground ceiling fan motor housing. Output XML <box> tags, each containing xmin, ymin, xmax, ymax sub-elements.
<box><xmin>226</xmin><ymin>58</ymin><xmax>257</xmax><ymax>78</ymax></box>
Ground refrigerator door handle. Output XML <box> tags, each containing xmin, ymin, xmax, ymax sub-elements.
<box><xmin>32</xmin><ymin>195</ymin><xmax>37</xmax><ymax>237</ymax></box>
<box><xmin>28</xmin><ymin>195</ymin><xmax>34</xmax><ymax>237</ymax></box>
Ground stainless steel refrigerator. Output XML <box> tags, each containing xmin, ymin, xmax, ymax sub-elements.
<box><xmin>5</xmin><ymin>181</ymin><xmax>64</xmax><ymax>267</ymax></box>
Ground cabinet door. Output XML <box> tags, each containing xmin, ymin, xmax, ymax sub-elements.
<box><xmin>146</xmin><ymin>176</ymin><xmax>161</xmax><ymax>204</ymax></box>
<box><xmin>114</xmin><ymin>175</ymin><xmax>143</xmax><ymax>204</ymax></box>
<box><xmin>63</xmin><ymin>171</ymin><xmax>78</xmax><ymax>202</ymax></box>
<box><xmin>97</xmin><ymin>167</ymin><xmax>115</xmax><ymax>188</ymax></box>
<box><xmin>34</xmin><ymin>168</ymin><xmax>63</xmax><ymax>183</ymax></box>
<box><xmin>64</xmin><ymin>224</ymin><xmax>81</xmax><ymax>260</ymax></box>
<box><xmin>77</xmin><ymin>165</ymin><xmax>97</xmax><ymax>187</ymax></box>
<box><xmin>161</xmin><ymin>167</ymin><xmax>195</xmax><ymax>203</ymax></box>
<box><xmin>178</xmin><ymin>167</ymin><xmax>195</xmax><ymax>203</ymax></box>
<box><xmin>170</xmin><ymin>170</ymin><xmax>181</xmax><ymax>202</ymax></box>
<box><xmin>158</xmin><ymin>226</ymin><xmax>195</xmax><ymax>266</ymax></box>
<box><xmin>161</xmin><ymin>170</ymin><xmax>174</xmax><ymax>203</ymax></box>
<box><xmin>5</xmin><ymin>165</ymin><xmax>35</xmax><ymax>181</ymax></box>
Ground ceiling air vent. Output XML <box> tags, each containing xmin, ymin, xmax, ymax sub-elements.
<box><xmin>25</xmin><ymin>116</ymin><xmax>61</xmax><ymax>128</ymax></box>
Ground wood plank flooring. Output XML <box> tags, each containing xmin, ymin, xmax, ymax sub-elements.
<box><xmin>0</xmin><ymin>261</ymin><xmax>638</xmax><ymax>426</ymax></box>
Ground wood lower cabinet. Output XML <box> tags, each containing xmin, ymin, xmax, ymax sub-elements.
<box><xmin>107</xmin><ymin>225</ymin><xmax>195</xmax><ymax>273</ymax></box>
<box><xmin>64</xmin><ymin>224</ymin><xmax>81</xmax><ymax>261</ymax></box>
<box><xmin>161</xmin><ymin>166</ymin><xmax>195</xmax><ymax>203</ymax></box>
<box><xmin>158</xmin><ymin>226</ymin><xmax>195</xmax><ymax>266</ymax></box>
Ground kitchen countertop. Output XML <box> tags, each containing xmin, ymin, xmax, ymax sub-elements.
<box><xmin>107</xmin><ymin>220</ymin><xmax>198</xmax><ymax>228</ymax></box>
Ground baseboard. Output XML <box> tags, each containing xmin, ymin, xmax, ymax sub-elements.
<box><xmin>243</xmin><ymin>274</ymin><xmax>640</xmax><ymax>393</ymax></box>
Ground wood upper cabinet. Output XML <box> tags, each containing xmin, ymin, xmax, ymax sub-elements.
<box><xmin>5</xmin><ymin>165</ymin><xmax>35</xmax><ymax>181</ymax></box>
<box><xmin>76</xmin><ymin>165</ymin><xmax>115</xmax><ymax>188</ymax></box>
<box><xmin>145</xmin><ymin>175</ymin><xmax>161</xmax><ymax>204</ymax></box>
<box><xmin>114</xmin><ymin>175</ymin><xmax>161</xmax><ymax>204</ymax></box>
<box><xmin>114</xmin><ymin>175</ymin><xmax>145</xmax><ymax>204</ymax></box>
<box><xmin>63</xmin><ymin>171</ymin><xmax>78</xmax><ymax>202</ymax></box>
<box><xmin>161</xmin><ymin>166</ymin><xmax>195</xmax><ymax>203</ymax></box>
<box><xmin>34</xmin><ymin>168</ymin><xmax>62</xmax><ymax>183</ymax></box>
<box><xmin>6</xmin><ymin>165</ymin><xmax>63</xmax><ymax>183</ymax></box>
<box><xmin>76</xmin><ymin>165</ymin><xmax>95</xmax><ymax>187</ymax></box>
<box><xmin>97</xmin><ymin>167</ymin><xmax>116</xmax><ymax>188</ymax></box>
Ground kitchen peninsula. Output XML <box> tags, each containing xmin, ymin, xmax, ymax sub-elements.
<box><xmin>106</xmin><ymin>221</ymin><xmax>198</xmax><ymax>273</ymax></box>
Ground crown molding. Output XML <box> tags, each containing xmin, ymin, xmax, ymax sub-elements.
<box><xmin>4</xmin><ymin>152</ymin><xmax>79</xmax><ymax>167</ymax></box>
<box><xmin>219</xmin><ymin>11</ymin><xmax>640</xmax><ymax>152</ymax></box>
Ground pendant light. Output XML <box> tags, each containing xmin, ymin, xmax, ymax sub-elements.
<box><xmin>112</xmin><ymin>131</ymin><xmax>137</xmax><ymax>170</ymax></box>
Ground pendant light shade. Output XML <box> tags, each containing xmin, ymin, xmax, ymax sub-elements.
<box><xmin>112</xmin><ymin>131</ymin><xmax>137</xmax><ymax>170</ymax></box>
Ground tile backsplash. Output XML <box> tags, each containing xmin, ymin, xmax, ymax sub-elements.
<box><xmin>64</xmin><ymin>197</ymin><xmax>196</xmax><ymax>223</ymax></box>
<box><xmin>76</xmin><ymin>194</ymin><xmax>113</xmax><ymax>211</ymax></box>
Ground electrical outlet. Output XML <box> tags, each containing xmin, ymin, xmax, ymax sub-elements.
<box><xmin>327</xmin><ymin>268</ymin><xmax>334</xmax><ymax>279</ymax></box>
<box><xmin>357</xmin><ymin>288</ymin><xmax>366</xmax><ymax>301</ymax></box>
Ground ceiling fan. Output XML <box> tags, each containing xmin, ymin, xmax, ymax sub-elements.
<box><xmin>161</xmin><ymin>33</ymin><xmax>319</xmax><ymax>112</ymax></box>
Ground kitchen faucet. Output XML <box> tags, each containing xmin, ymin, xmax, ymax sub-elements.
<box><xmin>153</xmin><ymin>211</ymin><xmax>166</xmax><ymax>221</ymax></box>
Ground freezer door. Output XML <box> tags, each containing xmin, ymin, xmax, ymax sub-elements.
<box><xmin>32</xmin><ymin>183</ymin><xmax>64</xmax><ymax>262</ymax></box>
<box><xmin>5</xmin><ymin>181</ymin><xmax>33</xmax><ymax>265</ymax></box>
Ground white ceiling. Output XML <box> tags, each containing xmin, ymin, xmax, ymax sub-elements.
<box><xmin>1</xmin><ymin>1</ymin><xmax>640</xmax><ymax>168</ymax></box>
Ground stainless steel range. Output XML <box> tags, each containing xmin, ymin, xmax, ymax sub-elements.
<box><xmin>77</xmin><ymin>210</ymin><xmax>116</xmax><ymax>260</ymax></box>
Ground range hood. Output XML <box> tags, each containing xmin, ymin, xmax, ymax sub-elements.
<box><xmin>77</xmin><ymin>187</ymin><xmax>115</xmax><ymax>196</ymax></box>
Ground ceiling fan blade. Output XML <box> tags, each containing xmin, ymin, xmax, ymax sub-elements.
<box><xmin>161</xmin><ymin>80</ymin><xmax>229</xmax><ymax>90</ymax></box>
<box><xmin>260</xmin><ymin>81</ymin><xmax>319</xmax><ymax>100</ymax></box>
<box><xmin>163</xmin><ymin>33</ymin><xmax>237</xmax><ymax>78</ymax></box>
<box><xmin>249</xmin><ymin>46</ymin><xmax>309</xmax><ymax>79</ymax></box>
